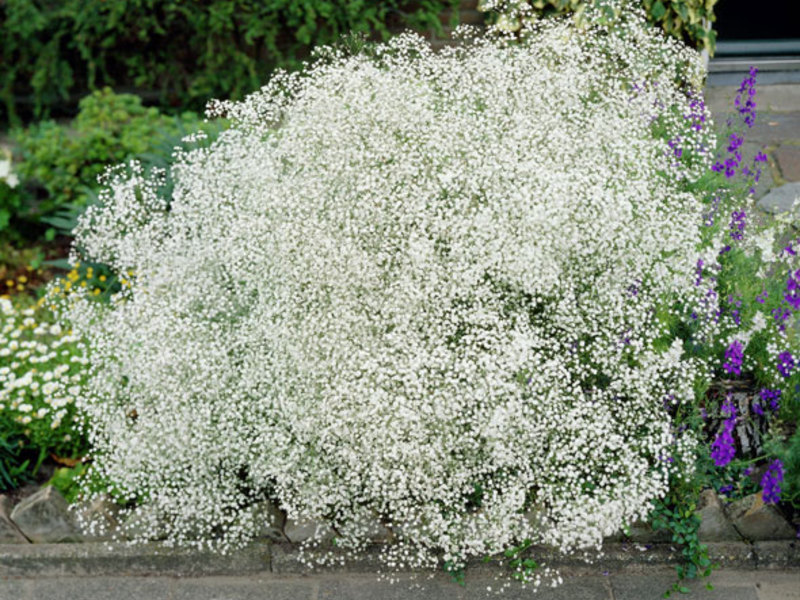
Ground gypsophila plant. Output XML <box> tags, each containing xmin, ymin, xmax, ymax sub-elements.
<box><xmin>67</xmin><ymin>0</ymin><xmax>724</xmax><ymax>585</ymax></box>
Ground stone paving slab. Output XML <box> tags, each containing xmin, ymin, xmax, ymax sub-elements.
<box><xmin>2</xmin><ymin>571</ymin><xmax>799</xmax><ymax>600</ymax></box>
<box><xmin>776</xmin><ymin>144</ymin><xmax>800</xmax><ymax>182</ymax></box>
<box><xmin>706</xmin><ymin>84</ymin><xmax>800</xmax><ymax>115</ymax></box>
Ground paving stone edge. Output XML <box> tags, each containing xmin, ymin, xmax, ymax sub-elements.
<box><xmin>0</xmin><ymin>540</ymin><xmax>796</xmax><ymax>578</ymax></box>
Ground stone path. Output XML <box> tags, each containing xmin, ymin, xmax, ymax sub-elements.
<box><xmin>1</xmin><ymin>569</ymin><xmax>799</xmax><ymax>600</ymax></box>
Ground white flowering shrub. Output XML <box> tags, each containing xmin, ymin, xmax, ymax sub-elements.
<box><xmin>67</xmin><ymin>2</ymin><xmax>719</xmax><ymax>579</ymax></box>
<box><xmin>0</xmin><ymin>297</ymin><xmax>87</xmax><ymax>488</ymax></box>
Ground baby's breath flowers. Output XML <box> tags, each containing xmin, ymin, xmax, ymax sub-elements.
<box><xmin>68</xmin><ymin>1</ymin><xmax>717</xmax><ymax>583</ymax></box>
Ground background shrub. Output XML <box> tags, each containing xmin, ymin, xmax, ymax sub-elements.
<box><xmin>6</xmin><ymin>88</ymin><xmax>223</xmax><ymax>241</ymax></box>
<box><xmin>479</xmin><ymin>0</ymin><xmax>718</xmax><ymax>54</ymax></box>
<box><xmin>0</xmin><ymin>0</ymin><xmax>461</xmax><ymax>124</ymax></box>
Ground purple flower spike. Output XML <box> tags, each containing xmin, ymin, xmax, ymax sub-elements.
<box><xmin>760</xmin><ymin>388</ymin><xmax>782</xmax><ymax>412</ymax></box>
<box><xmin>761</xmin><ymin>459</ymin><xmax>784</xmax><ymax>504</ymax></box>
<box><xmin>723</xmin><ymin>340</ymin><xmax>744</xmax><ymax>376</ymax></box>
<box><xmin>711</xmin><ymin>397</ymin><xmax>738</xmax><ymax>467</ymax></box>
<box><xmin>711</xmin><ymin>426</ymin><xmax>736</xmax><ymax>467</ymax></box>
<box><xmin>778</xmin><ymin>352</ymin><xmax>795</xmax><ymax>378</ymax></box>
<box><xmin>729</xmin><ymin>210</ymin><xmax>746</xmax><ymax>241</ymax></box>
<box><xmin>786</xmin><ymin>269</ymin><xmax>800</xmax><ymax>310</ymax></box>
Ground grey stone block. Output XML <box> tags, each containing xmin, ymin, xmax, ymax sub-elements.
<box><xmin>611</xmin><ymin>573</ymin><xmax>758</xmax><ymax>600</ymax></box>
<box><xmin>76</xmin><ymin>495</ymin><xmax>123</xmax><ymax>541</ymax></box>
<box><xmin>706</xmin><ymin>541</ymin><xmax>758</xmax><ymax>569</ymax></box>
<box><xmin>248</xmin><ymin>500</ymin><xmax>287</xmax><ymax>542</ymax></box>
<box><xmin>270</xmin><ymin>542</ymin><xmax>385</xmax><ymax>574</ymax></box>
<box><xmin>698</xmin><ymin>489</ymin><xmax>742</xmax><ymax>542</ymax></box>
<box><xmin>623</xmin><ymin>520</ymin><xmax>672</xmax><ymax>544</ymax></box>
<box><xmin>317</xmin><ymin>573</ymin><xmax>612</xmax><ymax>600</ymax></box>
<box><xmin>757</xmin><ymin>182</ymin><xmax>800</xmax><ymax>219</ymax></box>
<box><xmin>0</xmin><ymin>542</ymin><xmax>271</xmax><ymax>577</ymax></box>
<box><xmin>776</xmin><ymin>145</ymin><xmax>800</xmax><ymax>182</ymax></box>
<box><xmin>335</xmin><ymin>513</ymin><xmax>391</xmax><ymax>542</ymax></box>
<box><xmin>753</xmin><ymin>541</ymin><xmax>800</xmax><ymax>569</ymax></box>
<box><xmin>0</xmin><ymin>495</ymin><xmax>29</xmax><ymax>544</ymax></box>
<box><xmin>31</xmin><ymin>576</ymin><xmax>170</xmax><ymax>600</ymax></box>
<box><xmin>173</xmin><ymin>577</ymin><xmax>315</xmax><ymax>600</ymax></box>
<box><xmin>283</xmin><ymin>516</ymin><xmax>334</xmax><ymax>543</ymax></box>
<box><xmin>727</xmin><ymin>494</ymin><xmax>796</xmax><ymax>541</ymax></box>
<box><xmin>9</xmin><ymin>486</ymin><xmax>81</xmax><ymax>543</ymax></box>
<box><xmin>0</xmin><ymin>577</ymin><xmax>30</xmax><ymax>600</ymax></box>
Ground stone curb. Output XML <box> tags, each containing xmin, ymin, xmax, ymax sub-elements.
<box><xmin>0</xmin><ymin>540</ymin><xmax>796</xmax><ymax>578</ymax></box>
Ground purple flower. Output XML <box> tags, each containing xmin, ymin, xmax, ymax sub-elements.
<box><xmin>756</xmin><ymin>289</ymin><xmax>768</xmax><ymax>304</ymax></box>
<box><xmin>772</xmin><ymin>308</ymin><xmax>792</xmax><ymax>332</ymax></box>
<box><xmin>734</xmin><ymin>67</ymin><xmax>758</xmax><ymax>128</ymax></box>
<box><xmin>711</xmin><ymin>427</ymin><xmax>736</xmax><ymax>467</ymax></box>
<box><xmin>719</xmin><ymin>484</ymin><xmax>734</xmax><ymax>496</ymax></box>
<box><xmin>730</xmin><ymin>210</ymin><xmax>746</xmax><ymax>241</ymax></box>
<box><xmin>761</xmin><ymin>459</ymin><xmax>784</xmax><ymax>504</ymax></box>
<box><xmin>786</xmin><ymin>269</ymin><xmax>800</xmax><ymax>310</ymax></box>
<box><xmin>760</xmin><ymin>388</ymin><xmax>782</xmax><ymax>412</ymax></box>
<box><xmin>777</xmin><ymin>351</ymin><xmax>795</xmax><ymax>378</ymax></box>
<box><xmin>711</xmin><ymin>397</ymin><xmax>737</xmax><ymax>467</ymax></box>
<box><xmin>723</xmin><ymin>340</ymin><xmax>744</xmax><ymax>376</ymax></box>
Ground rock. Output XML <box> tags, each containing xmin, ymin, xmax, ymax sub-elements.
<box><xmin>121</xmin><ymin>506</ymin><xmax>168</xmax><ymax>542</ymax></box>
<box><xmin>283</xmin><ymin>515</ymin><xmax>335</xmax><ymax>543</ymax></box>
<box><xmin>0</xmin><ymin>495</ymin><xmax>29</xmax><ymax>543</ymax></box>
<box><xmin>757</xmin><ymin>181</ymin><xmax>800</xmax><ymax>224</ymax></box>
<box><xmin>726</xmin><ymin>493</ymin><xmax>796</xmax><ymax>541</ymax></box>
<box><xmin>697</xmin><ymin>489</ymin><xmax>741</xmax><ymax>542</ymax></box>
<box><xmin>776</xmin><ymin>145</ymin><xmax>800</xmax><ymax>182</ymax></box>
<box><xmin>623</xmin><ymin>519</ymin><xmax>672</xmax><ymax>544</ymax></box>
<box><xmin>9</xmin><ymin>486</ymin><xmax>81</xmax><ymax>543</ymax></box>
<box><xmin>248</xmin><ymin>500</ymin><xmax>287</xmax><ymax>541</ymax></box>
<box><xmin>76</xmin><ymin>495</ymin><xmax>123</xmax><ymax>541</ymax></box>
<box><xmin>335</xmin><ymin>513</ymin><xmax>391</xmax><ymax>542</ymax></box>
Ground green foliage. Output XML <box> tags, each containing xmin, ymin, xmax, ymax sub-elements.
<box><xmin>480</xmin><ymin>0</ymin><xmax>718</xmax><ymax>54</ymax></box>
<box><xmin>764</xmin><ymin>428</ymin><xmax>800</xmax><ymax>509</ymax></box>
<box><xmin>10</xmin><ymin>88</ymin><xmax>214</xmax><ymax>228</ymax></box>
<box><xmin>649</xmin><ymin>462</ymin><xmax>715</xmax><ymax>597</ymax></box>
<box><xmin>45</xmin><ymin>462</ymin><xmax>87</xmax><ymax>503</ymax></box>
<box><xmin>0</xmin><ymin>430</ymin><xmax>31</xmax><ymax>490</ymax></box>
<box><xmin>0</xmin><ymin>0</ymin><xmax>461</xmax><ymax>124</ymax></box>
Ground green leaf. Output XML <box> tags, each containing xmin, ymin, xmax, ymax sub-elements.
<box><xmin>651</xmin><ymin>1</ymin><xmax>667</xmax><ymax>19</ymax></box>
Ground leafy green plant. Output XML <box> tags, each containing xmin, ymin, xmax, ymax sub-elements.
<box><xmin>0</xmin><ymin>429</ymin><xmax>31</xmax><ymax>490</ymax></box>
<box><xmin>650</xmin><ymin>461</ymin><xmax>715</xmax><ymax>597</ymax></box>
<box><xmin>479</xmin><ymin>0</ymin><xmax>718</xmax><ymax>54</ymax></box>
<box><xmin>1</xmin><ymin>0</ymin><xmax>461</xmax><ymax>124</ymax></box>
<box><xmin>45</xmin><ymin>462</ymin><xmax>88</xmax><ymax>503</ymax></box>
<box><xmin>9</xmin><ymin>88</ymin><xmax>215</xmax><ymax>232</ymax></box>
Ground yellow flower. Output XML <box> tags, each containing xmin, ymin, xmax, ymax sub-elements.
<box><xmin>64</xmin><ymin>281</ymin><xmax>72</xmax><ymax>291</ymax></box>
<box><xmin>5</xmin><ymin>280</ymin><xmax>13</xmax><ymax>287</ymax></box>
<box><xmin>18</xmin><ymin>275</ymin><xmax>27</xmax><ymax>283</ymax></box>
<box><xmin>80</xmin><ymin>281</ymin><xmax>87</xmax><ymax>288</ymax></box>
<box><xmin>93</xmin><ymin>288</ymin><xmax>101</xmax><ymax>296</ymax></box>
<box><xmin>16</xmin><ymin>284</ymin><xmax>24</xmax><ymax>291</ymax></box>
<box><xmin>99</xmin><ymin>275</ymin><xmax>107</xmax><ymax>282</ymax></box>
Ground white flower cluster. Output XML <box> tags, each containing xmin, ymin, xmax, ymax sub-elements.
<box><xmin>69</xmin><ymin>3</ymin><xmax>714</xmax><ymax>578</ymax></box>
<box><xmin>0</xmin><ymin>298</ymin><xmax>85</xmax><ymax>445</ymax></box>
